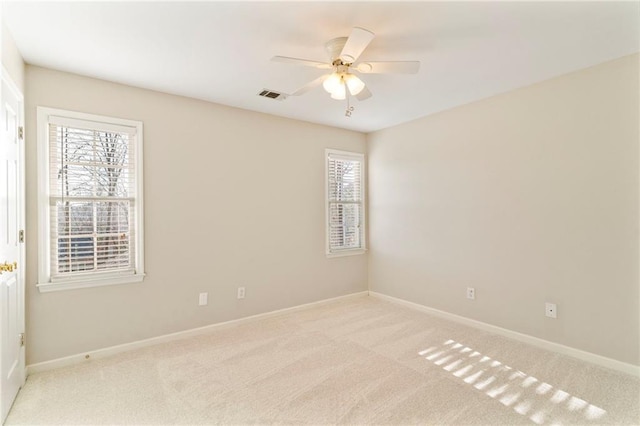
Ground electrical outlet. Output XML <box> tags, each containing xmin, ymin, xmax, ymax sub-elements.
<box><xmin>545</xmin><ymin>302</ymin><xmax>557</xmax><ymax>318</ymax></box>
<box><xmin>198</xmin><ymin>292</ymin><xmax>208</xmax><ymax>306</ymax></box>
<box><xmin>466</xmin><ymin>287</ymin><xmax>475</xmax><ymax>300</ymax></box>
<box><xmin>237</xmin><ymin>287</ymin><xmax>245</xmax><ymax>299</ymax></box>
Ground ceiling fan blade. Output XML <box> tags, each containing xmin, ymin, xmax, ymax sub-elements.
<box><xmin>339</xmin><ymin>27</ymin><xmax>375</xmax><ymax>64</ymax></box>
<box><xmin>356</xmin><ymin>61</ymin><xmax>420</xmax><ymax>74</ymax></box>
<box><xmin>291</xmin><ymin>75</ymin><xmax>328</xmax><ymax>96</ymax></box>
<box><xmin>271</xmin><ymin>56</ymin><xmax>332</xmax><ymax>69</ymax></box>
<box><xmin>355</xmin><ymin>86</ymin><xmax>372</xmax><ymax>101</ymax></box>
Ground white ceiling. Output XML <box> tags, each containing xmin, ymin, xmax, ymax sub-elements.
<box><xmin>3</xmin><ymin>1</ymin><xmax>639</xmax><ymax>133</ymax></box>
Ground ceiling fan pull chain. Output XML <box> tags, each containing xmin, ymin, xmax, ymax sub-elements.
<box><xmin>345</xmin><ymin>93</ymin><xmax>354</xmax><ymax>117</ymax></box>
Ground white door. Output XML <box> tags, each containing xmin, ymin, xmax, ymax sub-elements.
<box><xmin>0</xmin><ymin>71</ymin><xmax>25</xmax><ymax>423</ymax></box>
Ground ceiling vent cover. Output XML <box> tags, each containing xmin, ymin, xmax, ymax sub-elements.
<box><xmin>258</xmin><ymin>89</ymin><xmax>287</xmax><ymax>101</ymax></box>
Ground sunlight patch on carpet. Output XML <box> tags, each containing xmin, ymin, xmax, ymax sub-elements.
<box><xmin>419</xmin><ymin>340</ymin><xmax>608</xmax><ymax>424</ymax></box>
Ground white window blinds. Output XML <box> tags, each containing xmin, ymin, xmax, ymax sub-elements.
<box><xmin>39</xmin><ymin>111</ymin><xmax>145</xmax><ymax>287</ymax></box>
<box><xmin>38</xmin><ymin>108</ymin><xmax>144</xmax><ymax>291</ymax></box>
<box><xmin>326</xmin><ymin>150</ymin><xmax>365</xmax><ymax>254</ymax></box>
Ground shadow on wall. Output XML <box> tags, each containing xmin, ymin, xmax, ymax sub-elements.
<box><xmin>419</xmin><ymin>340</ymin><xmax>607</xmax><ymax>425</ymax></box>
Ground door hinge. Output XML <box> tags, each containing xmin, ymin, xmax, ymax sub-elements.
<box><xmin>18</xmin><ymin>126</ymin><xmax>23</xmax><ymax>140</ymax></box>
<box><xmin>19</xmin><ymin>230</ymin><xmax>24</xmax><ymax>243</ymax></box>
<box><xmin>19</xmin><ymin>333</ymin><xmax>24</xmax><ymax>347</ymax></box>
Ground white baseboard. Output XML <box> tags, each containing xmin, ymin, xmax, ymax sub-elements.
<box><xmin>28</xmin><ymin>290</ymin><xmax>638</xmax><ymax>378</ymax></box>
<box><xmin>26</xmin><ymin>291</ymin><xmax>369</xmax><ymax>375</ymax></box>
<box><xmin>369</xmin><ymin>291</ymin><xmax>639</xmax><ymax>378</ymax></box>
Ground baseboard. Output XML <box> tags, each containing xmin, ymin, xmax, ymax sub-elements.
<box><xmin>29</xmin><ymin>289</ymin><xmax>637</xmax><ymax>378</ymax></box>
<box><xmin>26</xmin><ymin>290</ymin><xmax>369</xmax><ymax>375</ymax></box>
<box><xmin>369</xmin><ymin>291</ymin><xmax>639</xmax><ymax>378</ymax></box>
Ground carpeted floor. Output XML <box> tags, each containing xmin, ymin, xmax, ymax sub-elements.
<box><xmin>6</xmin><ymin>295</ymin><xmax>640</xmax><ymax>425</ymax></box>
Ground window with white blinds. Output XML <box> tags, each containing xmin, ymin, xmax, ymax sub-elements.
<box><xmin>37</xmin><ymin>108</ymin><xmax>144</xmax><ymax>291</ymax></box>
<box><xmin>326</xmin><ymin>149</ymin><xmax>365</xmax><ymax>256</ymax></box>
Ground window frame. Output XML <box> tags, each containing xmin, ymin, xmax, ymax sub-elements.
<box><xmin>325</xmin><ymin>148</ymin><xmax>366</xmax><ymax>257</ymax></box>
<box><xmin>36</xmin><ymin>107</ymin><xmax>145</xmax><ymax>292</ymax></box>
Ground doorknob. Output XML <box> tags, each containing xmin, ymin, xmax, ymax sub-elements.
<box><xmin>0</xmin><ymin>262</ymin><xmax>17</xmax><ymax>272</ymax></box>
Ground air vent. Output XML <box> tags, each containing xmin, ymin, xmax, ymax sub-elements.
<box><xmin>258</xmin><ymin>89</ymin><xmax>287</xmax><ymax>101</ymax></box>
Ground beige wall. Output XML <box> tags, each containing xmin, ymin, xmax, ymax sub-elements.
<box><xmin>2</xmin><ymin>19</ymin><xmax>24</xmax><ymax>92</ymax></box>
<box><xmin>367</xmin><ymin>54</ymin><xmax>639</xmax><ymax>366</ymax></box>
<box><xmin>22</xmin><ymin>53</ymin><xmax>640</xmax><ymax>367</ymax></box>
<box><xmin>25</xmin><ymin>66</ymin><xmax>367</xmax><ymax>364</ymax></box>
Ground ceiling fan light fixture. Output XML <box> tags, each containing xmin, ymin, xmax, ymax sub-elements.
<box><xmin>345</xmin><ymin>74</ymin><xmax>365</xmax><ymax>96</ymax></box>
<box><xmin>330</xmin><ymin>81</ymin><xmax>346</xmax><ymax>100</ymax></box>
<box><xmin>322</xmin><ymin>72</ymin><xmax>365</xmax><ymax>100</ymax></box>
<box><xmin>322</xmin><ymin>73</ymin><xmax>342</xmax><ymax>94</ymax></box>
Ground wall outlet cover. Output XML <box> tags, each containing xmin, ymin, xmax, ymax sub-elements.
<box><xmin>466</xmin><ymin>287</ymin><xmax>475</xmax><ymax>300</ymax></box>
<box><xmin>198</xmin><ymin>292</ymin><xmax>208</xmax><ymax>306</ymax></box>
<box><xmin>545</xmin><ymin>302</ymin><xmax>557</xmax><ymax>318</ymax></box>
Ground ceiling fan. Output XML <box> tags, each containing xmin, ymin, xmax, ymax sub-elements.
<box><xmin>271</xmin><ymin>27</ymin><xmax>420</xmax><ymax>104</ymax></box>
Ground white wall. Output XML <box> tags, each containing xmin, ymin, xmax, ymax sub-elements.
<box><xmin>25</xmin><ymin>66</ymin><xmax>367</xmax><ymax>364</ymax></box>
<box><xmin>367</xmin><ymin>54</ymin><xmax>639</xmax><ymax>366</ymax></box>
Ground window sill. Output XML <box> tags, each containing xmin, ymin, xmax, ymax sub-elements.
<box><xmin>37</xmin><ymin>273</ymin><xmax>145</xmax><ymax>293</ymax></box>
<box><xmin>326</xmin><ymin>249</ymin><xmax>367</xmax><ymax>258</ymax></box>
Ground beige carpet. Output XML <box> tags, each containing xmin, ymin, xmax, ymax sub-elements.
<box><xmin>6</xmin><ymin>295</ymin><xmax>640</xmax><ymax>425</ymax></box>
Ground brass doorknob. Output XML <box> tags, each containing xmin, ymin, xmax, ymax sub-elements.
<box><xmin>0</xmin><ymin>262</ymin><xmax>17</xmax><ymax>272</ymax></box>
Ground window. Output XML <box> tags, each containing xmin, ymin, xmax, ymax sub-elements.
<box><xmin>37</xmin><ymin>107</ymin><xmax>144</xmax><ymax>291</ymax></box>
<box><xmin>325</xmin><ymin>149</ymin><xmax>366</xmax><ymax>256</ymax></box>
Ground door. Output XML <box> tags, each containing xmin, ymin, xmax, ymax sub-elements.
<box><xmin>0</xmin><ymin>71</ymin><xmax>25</xmax><ymax>423</ymax></box>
